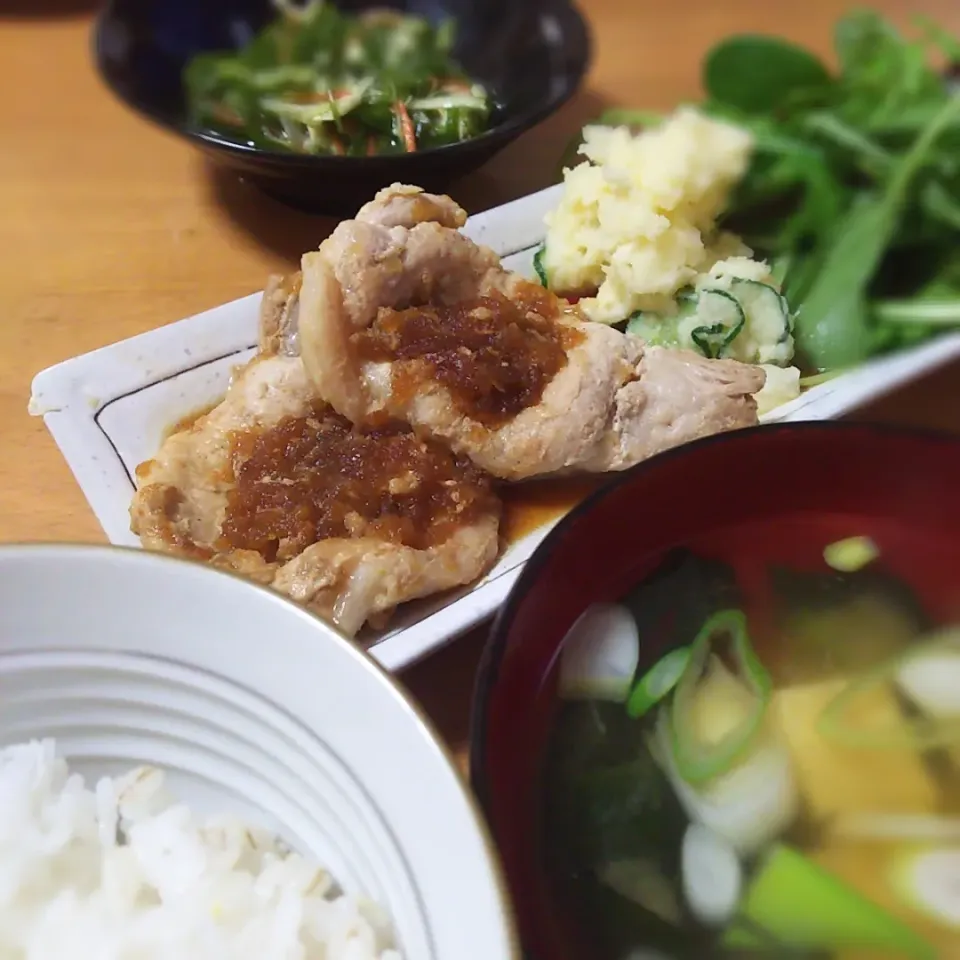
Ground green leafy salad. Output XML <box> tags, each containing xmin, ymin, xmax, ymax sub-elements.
<box><xmin>183</xmin><ymin>0</ymin><xmax>493</xmax><ymax>157</ymax></box>
<box><xmin>560</xmin><ymin>9</ymin><xmax>960</xmax><ymax>374</ymax></box>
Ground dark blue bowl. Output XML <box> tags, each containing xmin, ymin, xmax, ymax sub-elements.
<box><xmin>93</xmin><ymin>0</ymin><xmax>591</xmax><ymax>214</ymax></box>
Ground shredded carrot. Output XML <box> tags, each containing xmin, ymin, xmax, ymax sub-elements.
<box><xmin>211</xmin><ymin>102</ymin><xmax>244</xmax><ymax>127</ymax></box>
<box><xmin>393</xmin><ymin>101</ymin><xmax>417</xmax><ymax>153</ymax></box>
<box><xmin>366</xmin><ymin>135</ymin><xmax>377</xmax><ymax>156</ymax></box>
<box><xmin>440</xmin><ymin>78</ymin><xmax>472</xmax><ymax>93</ymax></box>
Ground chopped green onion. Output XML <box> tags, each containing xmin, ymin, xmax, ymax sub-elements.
<box><xmin>727</xmin><ymin>845</ymin><xmax>936</xmax><ymax>958</ymax></box>
<box><xmin>823</xmin><ymin>535</ymin><xmax>879</xmax><ymax>572</ymax></box>
<box><xmin>891</xmin><ymin>847</ymin><xmax>960</xmax><ymax>930</ymax></box>
<box><xmin>653</xmin><ymin>709</ymin><xmax>799</xmax><ymax>855</ymax></box>
<box><xmin>681</xmin><ymin>823</ymin><xmax>742</xmax><ymax>926</ymax></box>
<box><xmin>818</xmin><ymin>626</ymin><xmax>960</xmax><ymax>749</ymax></box>
<box><xmin>669</xmin><ymin>610</ymin><xmax>773</xmax><ymax>784</ymax></box>
<box><xmin>626</xmin><ymin>646</ymin><xmax>690</xmax><ymax>718</ymax></box>
<box><xmin>558</xmin><ymin>603</ymin><xmax>640</xmax><ymax>703</ymax></box>
<box><xmin>895</xmin><ymin>629</ymin><xmax>960</xmax><ymax>719</ymax></box>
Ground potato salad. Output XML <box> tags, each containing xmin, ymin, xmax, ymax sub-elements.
<box><xmin>540</xmin><ymin>107</ymin><xmax>801</xmax><ymax>415</ymax></box>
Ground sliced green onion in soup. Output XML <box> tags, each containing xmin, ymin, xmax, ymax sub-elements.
<box><xmin>680</xmin><ymin>823</ymin><xmax>742</xmax><ymax>926</ymax></box>
<box><xmin>557</xmin><ymin>603</ymin><xmax>639</xmax><ymax>702</ymax></box>
<box><xmin>669</xmin><ymin>610</ymin><xmax>773</xmax><ymax>784</ymax></box>
<box><xmin>823</xmin><ymin>535</ymin><xmax>880</xmax><ymax>572</ymax></box>
<box><xmin>895</xmin><ymin>626</ymin><xmax>960</xmax><ymax>719</ymax></box>
<box><xmin>652</xmin><ymin>709</ymin><xmax>799</xmax><ymax>856</ymax></box>
<box><xmin>726</xmin><ymin>845</ymin><xmax>936</xmax><ymax>958</ymax></box>
<box><xmin>626</xmin><ymin>646</ymin><xmax>691</xmax><ymax>718</ymax></box>
<box><xmin>892</xmin><ymin>847</ymin><xmax>960</xmax><ymax>930</ymax></box>
<box><xmin>818</xmin><ymin>626</ymin><xmax>960</xmax><ymax>749</ymax></box>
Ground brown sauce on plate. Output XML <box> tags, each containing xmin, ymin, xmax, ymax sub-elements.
<box><xmin>163</xmin><ymin>404</ymin><xmax>602</xmax><ymax>549</ymax></box>
<box><xmin>500</xmin><ymin>476</ymin><xmax>605</xmax><ymax>543</ymax></box>
<box><xmin>218</xmin><ymin>404</ymin><xmax>498</xmax><ymax>562</ymax></box>
<box><xmin>354</xmin><ymin>291</ymin><xmax>583</xmax><ymax>427</ymax></box>
<box><xmin>164</xmin><ymin>402</ymin><xmax>217</xmax><ymax>439</ymax></box>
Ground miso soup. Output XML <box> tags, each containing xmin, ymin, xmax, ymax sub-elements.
<box><xmin>542</xmin><ymin>516</ymin><xmax>960</xmax><ymax>959</ymax></box>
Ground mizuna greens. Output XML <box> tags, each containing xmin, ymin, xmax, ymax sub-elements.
<box><xmin>183</xmin><ymin>0</ymin><xmax>492</xmax><ymax>157</ymax></box>
<box><xmin>563</xmin><ymin>10</ymin><xmax>960</xmax><ymax>372</ymax></box>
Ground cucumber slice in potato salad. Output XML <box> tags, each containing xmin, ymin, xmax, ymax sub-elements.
<box><xmin>627</xmin><ymin>280</ymin><xmax>794</xmax><ymax>367</ymax></box>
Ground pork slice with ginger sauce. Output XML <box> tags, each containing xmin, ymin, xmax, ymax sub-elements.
<box><xmin>130</xmin><ymin>353</ymin><xmax>500</xmax><ymax>638</ymax></box>
<box><xmin>272</xmin><ymin>182</ymin><xmax>765</xmax><ymax>480</ymax></box>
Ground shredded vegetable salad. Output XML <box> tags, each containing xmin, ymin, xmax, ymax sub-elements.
<box><xmin>183</xmin><ymin>0</ymin><xmax>493</xmax><ymax>157</ymax></box>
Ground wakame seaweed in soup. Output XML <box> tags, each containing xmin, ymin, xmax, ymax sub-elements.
<box><xmin>542</xmin><ymin>522</ymin><xmax>960</xmax><ymax>960</ymax></box>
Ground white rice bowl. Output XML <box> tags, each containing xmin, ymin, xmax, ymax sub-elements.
<box><xmin>0</xmin><ymin>739</ymin><xmax>400</xmax><ymax>960</ymax></box>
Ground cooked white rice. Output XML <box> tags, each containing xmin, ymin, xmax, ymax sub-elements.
<box><xmin>0</xmin><ymin>740</ymin><xmax>402</xmax><ymax>960</ymax></box>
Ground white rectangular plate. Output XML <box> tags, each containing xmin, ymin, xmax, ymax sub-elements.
<box><xmin>31</xmin><ymin>184</ymin><xmax>960</xmax><ymax>671</ymax></box>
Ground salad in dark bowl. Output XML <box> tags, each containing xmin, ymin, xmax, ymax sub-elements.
<box><xmin>93</xmin><ymin>0</ymin><xmax>591</xmax><ymax>213</ymax></box>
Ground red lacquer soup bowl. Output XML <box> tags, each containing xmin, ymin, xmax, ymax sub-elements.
<box><xmin>469</xmin><ymin>422</ymin><xmax>960</xmax><ymax>960</ymax></box>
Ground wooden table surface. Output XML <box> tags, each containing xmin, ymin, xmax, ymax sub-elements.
<box><xmin>4</xmin><ymin>0</ymin><xmax>960</xmax><ymax>773</ymax></box>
